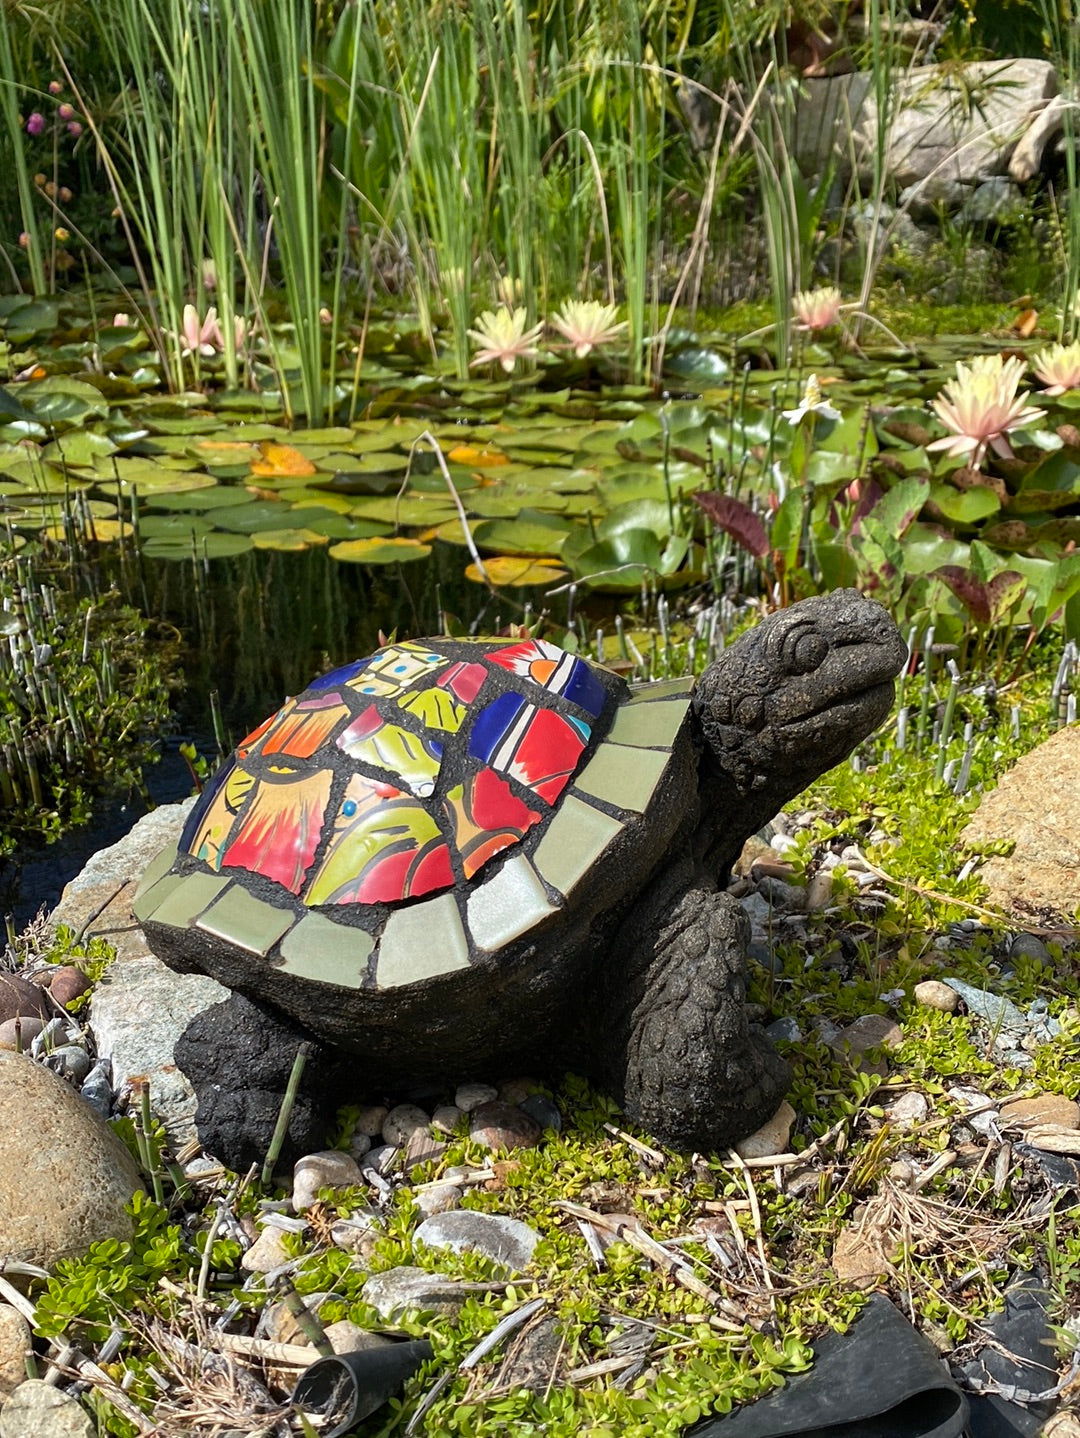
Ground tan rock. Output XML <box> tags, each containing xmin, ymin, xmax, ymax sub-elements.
<box><xmin>0</xmin><ymin>1050</ymin><xmax>142</xmax><ymax>1269</ymax></box>
<box><xmin>1000</xmin><ymin>1094</ymin><xmax>1080</xmax><ymax>1131</ymax></box>
<box><xmin>961</xmin><ymin>727</ymin><xmax>1080</xmax><ymax>916</ymax></box>
<box><xmin>240</xmin><ymin>1225</ymin><xmax>292</xmax><ymax>1273</ymax></box>
<box><xmin>734</xmin><ymin>1101</ymin><xmax>797</xmax><ymax>1160</ymax></box>
<box><xmin>913</xmin><ymin>980</ymin><xmax>959</xmax><ymax>1012</ymax></box>
<box><xmin>1041</xmin><ymin>1410</ymin><xmax>1080</xmax><ymax>1437</ymax></box>
<box><xmin>0</xmin><ymin>1305</ymin><xmax>31</xmax><ymax>1399</ymax></box>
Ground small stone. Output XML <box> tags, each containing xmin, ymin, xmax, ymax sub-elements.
<box><xmin>805</xmin><ymin>870</ymin><xmax>834</xmax><ymax>911</ymax></box>
<box><xmin>914</xmin><ymin>980</ymin><xmax>959</xmax><ymax>1012</ymax></box>
<box><xmin>884</xmin><ymin>1091</ymin><xmax>929</xmax><ymax>1130</ymax></box>
<box><xmin>0</xmin><ymin>1380</ymin><xmax>94</xmax><ymax>1438</ymax></box>
<box><xmin>0</xmin><ymin>1306</ymin><xmax>31</xmax><ymax>1400</ymax></box>
<box><xmin>495</xmin><ymin>1077</ymin><xmax>539</xmax><ymax>1106</ymax></box>
<box><xmin>292</xmin><ymin>1151</ymin><xmax>364</xmax><ymax>1211</ymax></box>
<box><xmin>240</xmin><ymin>1225</ymin><xmax>292</xmax><ymax>1273</ymax></box>
<box><xmin>1009</xmin><ymin>933</ymin><xmax>1051</xmax><ymax>965</ymax></box>
<box><xmin>353</xmin><ymin>1104</ymin><xmax>388</xmax><ymax>1138</ymax></box>
<box><xmin>0</xmin><ymin>1017</ymin><xmax>45</xmax><ymax>1051</ymax></box>
<box><xmin>455</xmin><ymin>1082</ymin><xmax>498</xmax><ymax>1112</ymax></box>
<box><xmin>261</xmin><ymin>1292</ymin><xmax>332</xmax><ymax>1346</ymax></box>
<box><xmin>948</xmin><ymin>1086</ymin><xmax>998</xmax><ymax>1137</ymax></box>
<box><xmin>469</xmin><ymin>1101</ymin><xmax>543</xmax><ymax>1153</ymax></box>
<box><xmin>323</xmin><ymin>1320</ymin><xmax>393</xmax><ymax>1355</ymax></box>
<box><xmin>382</xmin><ymin>1103</ymin><xmax>430</xmax><ymax>1146</ymax></box>
<box><xmin>431</xmin><ymin>1104</ymin><xmax>463</xmax><ymax>1135</ymax></box>
<box><xmin>43</xmin><ymin>1045</ymin><xmax>92</xmax><ymax>1084</ymax></box>
<box><xmin>835</xmin><ymin>1014</ymin><xmax>903</xmax><ymax>1055</ymax></box>
<box><xmin>1000</xmin><ymin>1094</ymin><xmax>1080</xmax><ymax>1131</ymax></box>
<box><xmin>347</xmin><ymin>1130</ymin><xmax>372</xmax><ymax>1161</ymax></box>
<box><xmin>330</xmin><ymin>1212</ymin><xmax>382</xmax><ymax>1255</ymax></box>
<box><xmin>888</xmin><ymin>1159</ymin><xmax>917</xmax><ymax>1186</ymax></box>
<box><xmin>47</xmin><ymin>967</ymin><xmax>93</xmax><ymax>1008</ymax></box>
<box><xmin>735</xmin><ymin>1101</ymin><xmax>796</xmax><ymax>1160</ymax></box>
<box><xmin>364</xmin><ymin>1144</ymin><xmax>398</xmax><ymax>1174</ymax></box>
<box><xmin>0</xmin><ymin>976</ymin><xmax>51</xmax><ymax>1025</ymax></box>
<box><xmin>944</xmin><ymin>978</ymin><xmax>1027</xmax><ymax>1033</ymax></box>
<box><xmin>756</xmin><ymin>876</ymin><xmax>807</xmax><ymax>912</ymax></box>
<box><xmin>361</xmin><ymin>1266</ymin><xmax>472</xmax><ymax>1321</ymax></box>
<box><xmin>518</xmin><ymin>1093</ymin><xmax>562</xmax><ymax>1132</ymax></box>
<box><xmin>414</xmin><ymin>1210</ymin><xmax>540</xmax><ymax>1273</ymax></box>
<box><xmin>415</xmin><ymin>1183</ymin><xmax>463</xmax><ymax>1219</ymax></box>
<box><xmin>765</xmin><ymin>1016</ymin><xmax>802</xmax><ymax>1044</ymax></box>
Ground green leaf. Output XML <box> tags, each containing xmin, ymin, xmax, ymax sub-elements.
<box><xmin>928</xmin><ymin>483</ymin><xmax>1000</xmax><ymax>524</ymax></box>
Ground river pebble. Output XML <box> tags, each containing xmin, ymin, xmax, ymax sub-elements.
<box><xmin>414</xmin><ymin>1210</ymin><xmax>540</xmax><ymax>1273</ymax></box>
<box><xmin>292</xmin><ymin>1150</ymin><xmax>365</xmax><ymax>1211</ymax></box>
<box><xmin>382</xmin><ymin>1103</ymin><xmax>431</xmax><ymax>1146</ymax></box>
<box><xmin>734</xmin><ymin>1100</ymin><xmax>796</xmax><ymax>1159</ymax></box>
<box><xmin>240</xmin><ymin>1225</ymin><xmax>292</xmax><ymax>1273</ymax></box>
<box><xmin>47</xmin><ymin>966</ymin><xmax>93</xmax><ymax>1008</ymax></box>
<box><xmin>469</xmin><ymin>1100</ymin><xmax>542</xmax><ymax>1152</ymax></box>
<box><xmin>913</xmin><ymin>980</ymin><xmax>959</xmax><ymax>1012</ymax></box>
<box><xmin>455</xmin><ymin>1082</ymin><xmax>498</xmax><ymax>1112</ymax></box>
<box><xmin>0</xmin><ymin>1382</ymin><xmax>94</xmax><ymax>1438</ymax></box>
<box><xmin>519</xmin><ymin>1092</ymin><xmax>562</xmax><ymax>1132</ymax></box>
<box><xmin>352</xmin><ymin>1104</ymin><xmax>388</xmax><ymax>1137</ymax></box>
<box><xmin>0</xmin><ymin>1307</ymin><xmax>30</xmax><ymax>1401</ymax></box>
<box><xmin>431</xmin><ymin>1103</ymin><xmax>463</xmax><ymax>1135</ymax></box>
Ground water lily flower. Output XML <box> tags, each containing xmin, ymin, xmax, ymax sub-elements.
<box><xmin>495</xmin><ymin>275</ymin><xmax>523</xmax><ymax>308</ymax></box>
<box><xmin>1032</xmin><ymin>340</ymin><xmax>1080</xmax><ymax>395</ymax></box>
<box><xmin>176</xmin><ymin>303</ymin><xmax>223</xmax><ymax>357</ymax></box>
<box><xmin>928</xmin><ymin>353</ymin><xmax>1045</xmax><ymax>469</ymax></box>
<box><xmin>25</xmin><ymin>112</ymin><xmax>45</xmax><ymax>136</ymax></box>
<box><xmin>111</xmin><ymin>313</ymin><xmax>133</xmax><ymax>328</ymax></box>
<box><xmin>467</xmin><ymin>306</ymin><xmax>543</xmax><ymax>373</ymax></box>
<box><xmin>792</xmin><ymin>285</ymin><xmax>843</xmax><ymax>332</ymax></box>
<box><xmin>550</xmin><ymin>299</ymin><xmax>628</xmax><ymax>359</ymax></box>
<box><xmin>782</xmin><ymin>374</ymin><xmax>841</xmax><ymax>424</ymax></box>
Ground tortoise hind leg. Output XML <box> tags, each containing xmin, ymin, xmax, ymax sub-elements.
<box><xmin>605</xmin><ymin>886</ymin><xmax>791</xmax><ymax>1152</ymax></box>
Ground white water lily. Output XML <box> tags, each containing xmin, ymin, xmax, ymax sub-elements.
<box><xmin>792</xmin><ymin>285</ymin><xmax>843</xmax><ymax>332</ymax></box>
<box><xmin>781</xmin><ymin>374</ymin><xmax>841</xmax><ymax>425</ymax></box>
<box><xmin>467</xmin><ymin>306</ymin><xmax>543</xmax><ymax>373</ymax></box>
<box><xmin>928</xmin><ymin>353</ymin><xmax>1045</xmax><ymax>469</ymax></box>
<box><xmin>550</xmin><ymin>299</ymin><xmax>627</xmax><ymax>358</ymax></box>
<box><xmin>1032</xmin><ymin>339</ymin><xmax>1080</xmax><ymax>396</ymax></box>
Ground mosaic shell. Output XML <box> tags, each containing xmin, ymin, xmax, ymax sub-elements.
<box><xmin>135</xmin><ymin>638</ymin><xmax>693</xmax><ymax>991</ymax></box>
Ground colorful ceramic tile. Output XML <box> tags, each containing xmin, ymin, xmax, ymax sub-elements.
<box><xmin>303</xmin><ymin>773</ymin><xmax>453</xmax><ymax>906</ymax></box>
<box><xmin>131</xmin><ymin>871</ymin><xmax>184</xmax><ymax>925</ymax></box>
<box><xmin>336</xmin><ymin>704</ymin><xmax>443</xmax><ymax>797</ymax></box>
<box><xmin>466</xmin><ymin>853</ymin><xmax>557</xmax><ymax>952</ymax></box>
<box><xmin>486</xmin><ymin>639</ymin><xmax>605</xmax><ymax>717</ymax></box>
<box><xmin>196</xmin><ymin>884</ymin><xmax>294</xmax><ymax>956</ymax></box>
<box><xmin>628</xmin><ymin>676</ymin><xmax>695</xmax><ymax>699</ymax></box>
<box><xmin>574</xmin><ymin>743</ymin><xmax>669</xmax><ymax>813</ymax></box>
<box><xmin>133</xmin><ymin>842</ymin><xmax>178</xmax><ymax>903</ymax></box>
<box><xmin>237</xmin><ymin>708</ymin><xmax>279</xmax><ymax>757</ymax></box>
<box><xmin>396</xmin><ymin>685</ymin><xmax>467</xmax><ymax>733</ymax></box>
<box><xmin>532</xmin><ymin>795</ymin><xmax>624</xmax><ymax>898</ymax></box>
<box><xmin>254</xmin><ymin>694</ymin><xmax>350</xmax><ymax>761</ymax></box>
<box><xmin>437</xmin><ymin>660</ymin><xmax>488</xmax><ymax>704</ymax></box>
<box><xmin>444</xmin><ymin>768</ymin><xmax>542</xmax><ymax>880</ymax></box>
<box><xmin>346</xmin><ymin>642</ymin><xmax>447</xmax><ymax>698</ymax></box>
<box><xmin>278</xmin><ymin>912</ymin><xmax>373</xmax><ymax>987</ymax></box>
<box><xmin>608</xmin><ymin>695</ymin><xmax>689</xmax><ymax>748</ymax></box>
<box><xmin>308</xmin><ymin>658</ymin><xmax>370</xmax><ymax>691</ymax></box>
<box><xmin>376</xmin><ymin>893</ymin><xmax>470</xmax><ymax>987</ymax></box>
<box><xmin>183</xmin><ymin>760</ymin><xmax>257</xmax><ymax>868</ymax></box>
<box><xmin>469</xmin><ymin>694</ymin><xmax>589</xmax><ymax>805</ymax></box>
<box><xmin>221</xmin><ymin>768</ymin><xmax>333</xmax><ymax>894</ymax></box>
<box><xmin>146</xmin><ymin>871</ymin><xmax>229</xmax><ymax>928</ymax></box>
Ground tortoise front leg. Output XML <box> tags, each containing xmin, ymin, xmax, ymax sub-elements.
<box><xmin>607</xmin><ymin>886</ymin><xmax>791</xmax><ymax>1152</ymax></box>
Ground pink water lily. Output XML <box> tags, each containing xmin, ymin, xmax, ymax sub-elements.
<box><xmin>177</xmin><ymin>303</ymin><xmax>223</xmax><ymax>358</ymax></box>
<box><xmin>1032</xmin><ymin>339</ymin><xmax>1080</xmax><ymax>395</ymax></box>
<box><xmin>792</xmin><ymin>285</ymin><xmax>842</xmax><ymax>332</ymax></box>
<box><xmin>467</xmin><ymin>306</ymin><xmax>543</xmax><ymax>373</ymax></box>
<box><xmin>928</xmin><ymin>353</ymin><xmax>1045</xmax><ymax>470</ymax></box>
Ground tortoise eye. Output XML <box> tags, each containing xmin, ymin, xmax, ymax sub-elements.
<box><xmin>784</xmin><ymin>628</ymin><xmax>828</xmax><ymax>675</ymax></box>
<box><xmin>735</xmin><ymin>693</ymin><xmax>765</xmax><ymax>729</ymax></box>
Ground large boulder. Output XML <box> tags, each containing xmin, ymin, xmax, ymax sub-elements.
<box><xmin>0</xmin><ymin>1051</ymin><xmax>143</xmax><ymax>1269</ymax></box>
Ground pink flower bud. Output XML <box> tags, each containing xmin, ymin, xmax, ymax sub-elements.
<box><xmin>17</xmin><ymin>233</ymin><xmax>29</xmax><ymax>249</ymax></box>
<box><xmin>66</xmin><ymin>120</ymin><xmax>82</xmax><ymax>138</ymax></box>
<box><xmin>57</xmin><ymin>103</ymin><xmax>74</xmax><ymax>120</ymax></box>
<box><xmin>48</xmin><ymin>81</ymin><xmax>62</xmax><ymax>95</ymax></box>
<box><xmin>25</xmin><ymin>112</ymin><xmax>45</xmax><ymax>136</ymax></box>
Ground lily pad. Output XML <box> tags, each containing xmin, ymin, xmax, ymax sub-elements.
<box><xmin>211</xmin><ymin>502</ymin><xmax>338</xmax><ymax>534</ymax></box>
<box><xmin>40</xmin><ymin>431</ymin><xmax>119</xmax><ymax>467</ymax></box>
<box><xmin>17</xmin><ymin>377</ymin><xmax>111</xmax><ymax>426</ymax></box>
<box><xmin>150</xmin><ymin>487</ymin><xmax>256</xmax><ymax>511</ymax></box>
<box><xmin>141</xmin><ymin>531</ymin><xmax>255</xmax><ymax>561</ymax></box>
<box><xmin>472</xmin><ymin>512</ymin><xmax>571</xmax><ymax>556</ymax></box>
<box><xmin>329</xmin><ymin>536</ymin><xmax>432</xmax><ymax>564</ymax></box>
<box><xmin>466</xmin><ymin>555</ymin><xmax>567</xmax><ymax>586</ymax></box>
<box><xmin>928</xmin><ymin>484</ymin><xmax>1001</xmax><ymax>524</ymax></box>
<box><xmin>97</xmin><ymin>458</ymin><xmax>217</xmax><ymax>494</ymax></box>
<box><xmin>251</xmin><ymin>528</ymin><xmax>330</xmax><ymax>551</ymax></box>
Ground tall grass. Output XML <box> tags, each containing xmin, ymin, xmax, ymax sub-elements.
<box><xmin>1036</xmin><ymin>0</ymin><xmax>1080</xmax><ymax>341</ymax></box>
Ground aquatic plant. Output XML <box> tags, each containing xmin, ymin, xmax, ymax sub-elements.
<box><xmin>1031</xmin><ymin>339</ymin><xmax>1080</xmax><ymax>395</ymax></box>
<box><xmin>549</xmin><ymin>300</ymin><xmax>628</xmax><ymax>359</ymax></box>
<box><xmin>927</xmin><ymin>354</ymin><xmax>1046</xmax><ymax>470</ymax></box>
<box><xmin>467</xmin><ymin>306</ymin><xmax>544</xmax><ymax>373</ymax></box>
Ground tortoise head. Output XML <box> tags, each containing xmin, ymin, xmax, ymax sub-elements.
<box><xmin>693</xmin><ymin>590</ymin><xmax>907</xmax><ymax>802</ymax></box>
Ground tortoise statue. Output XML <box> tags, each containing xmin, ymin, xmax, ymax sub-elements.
<box><xmin>135</xmin><ymin>589</ymin><xmax>906</xmax><ymax>1166</ymax></box>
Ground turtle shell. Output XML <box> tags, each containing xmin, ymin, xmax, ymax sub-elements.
<box><xmin>135</xmin><ymin>637</ymin><xmax>694</xmax><ymax>993</ymax></box>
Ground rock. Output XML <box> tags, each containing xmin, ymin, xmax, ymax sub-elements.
<box><xmin>323</xmin><ymin>1320</ymin><xmax>393</xmax><ymax>1355</ymax></box>
<box><xmin>765</xmin><ymin>1016</ymin><xmax>803</xmax><ymax>1044</ymax></box>
<box><xmin>415</xmin><ymin>1183</ymin><xmax>463</xmax><ymax>1219</ymax></box>
<box><xmin>756</xmin><ymin>876</ymin><xmax>807</xmax><ymax>912</ymax></box>
<box><xmin>834</xmin><ymin>1014</ymin><xmax>903</xmax><ymax>1055</ymax></box>
<box><xmin>90</xmin><ymin>955</ymin><xmax>229</xmax><ymax>1148</ymax></box>
<box><xmin>1009</xmin><ymin>933</ymin><xmax>1051</xmax><ymax>965</ymax></box>
<box><xmin>0</xmin><ymin>976</ymin><xmax>51</xmax><ymax>1025</ymax></box>
<box><xmin>913</xmin><ymin>980</ymin><xmax>959</xmax><ymax>1012</ymax></box>
<box><xmin>518</xmin><ymin>1093</ymin><xmax>562</xmax><ymax>1132</ymax></box>
<box><xmin>496</xmin><ymin>1314</ymin><xmax>567</xmax><ymax>1393</ymax></box>
<box><xmin>331</xmin><ymin>1212</ymin><xmax>382</xmax><ymax>1255</ymax></box>
<box><xmin>360</xmin><ymin>1266</ymin><xmax>474</xmax><ymax>1321</ymax></box>
<box><xmin>883</xmin><ymin>1091</ymin><xmax>929</xmax><ymax>1129</ymax></box>
<box><xmin>46</xmin><ymin>967</ymin><xmax>94</xmax><ymax>1009</ymax></box>
<box><xmin>455</xmin><ymin>1082</ymin><xmax>498</xmax><ymax>1113</ymax></box>
<box><xmin>431</xmin><ymin>1104</ymin><xmax>463</xmax><ymax>1135</ymax></box>
<box><xmin>960</xmin><ymin>726</ymin><xmax>1080</xmax><ymax>915</ymax></box>
<box><xmin>1010</xmin><ymin>93</ymin><xmax>1071</xmax><ymax>182</ymax></box>
<box><xmin>496</xmin><ymin>1078</ymin><xmax>540</xmax><ymax>1106</ymax></box>
<box><xmin>944</xmin><ymin>978</ymin><xmax>1027</xmax><ymax>1033</ymax></box>
<box><xmin>382</xmin><ymin>1104</ymin><xmax>430</xmax><ymax>1146</ymax></box>
<box><xmin>292</xmin><ymin>1151</ymin><xmax>365</xmax><ymax>1211</ymax></box>
<box><xmin>347</xmin><ymin>1131</ymin><xmax>372</xmax><ymax>1161</ymax></box>
<box><xmin>831</xmin><ymin>1217</ymin><xmax>893</xmax><ymax>1283</ymax></box>
<box><xmin>0</xmin><ymin>1380</ymin><xmax>94</xmax><ymax>1438</ymax></box>
<box><xmin>0</xmin><ymin>1306</ymin><xmax>31</xmax><ymax>1400</ymax></box>
<box><xmin>353</xmin><ymin>1105</ymin><xmax>388</xmax><ymax>1138</ymax></box>
<box><xmin>805</xmin><ymin>870</ymin><xmax>834</xmax><ymax>911</ymax></box>
<box><xmin>1000</xmin><ymin>1094</ymin><xmax>1080</xmax><ymax>1131</ymax></box>
<box><xmin>414</xmin><ymin>1210</ymin><xmax>540</xmax><ymax>1273</ymax></box>
<box><xmin>0</xmin><ymin>1018</ymin><xmax>45</xmax><ymax>1051</ymax></box>
<box><xmin>468</xmin><ymin>1101</ymin><xmax>543</xmax><ymax>1153</ymax></box>
<box><xmin>261</xmin><ymin>1292</ymin><xmax>332</xmax><ymax>1346</ymax></box>
<box><xmin>958</xmin><ymin>177</ymin><xmax>1026</xmax><ymax>225</ymax></box>
<box><xmin>948</xmin><ymin>1086</ymin><xmax>999</xmax><ymax>1138</ymax></box>
<box><xmin>734</xmin><ymin>1100</ymin><xmax>796</xmax><ymax>1159</ymax></box>
<box><xmin>42</xmin><ymin>1045</ymin><xmax>92</xmax><ymax>1084</ymax></box>
<box><xmin>0</xmin><ymin>1050</ymin><xmax>142</xmax><ymax>1268</ymax></box>
<box><xmin>240</xmin><ymin>1225</ymin><xmax>292</xmax><ymax>1273</ymax></box>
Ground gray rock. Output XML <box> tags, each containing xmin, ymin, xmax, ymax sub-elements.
<box><xmin>455</xmin><ymin>1082</ymin><xmax>498</xmax><ymax>1113</ymax></box>
<box><xmin>1010</xmin><ymin>933</ymin><xmax>1051</xmax><ymax>965</ymax></box>
<box><xmin>765</xmin><ymin>1016</ymin><xmax>803</xmax><ymax>1044</ymax></box>
<box><xmin>1010</xmin><ymin>92</ymin><xmax>1071</xmax><ymax>182</ymax></box>
<box><xmin>959</xmin><ymin>177</ymin><xmax>1026</xmax><ymax>225</ymax></box>
<box><xmin>292</xmin><ymin>1151</ymin><xmax>365</xmax><ymax>1211</ymax></box>
<box><xmin>0</xmin><ymin>1380</ymin><xmax>94</xmax><ymax>1438</ymax></box>
<box><xmin>78</xmin><ymin>1060</ymin><xmax>114</xmax><ymax>1118</ymax></box>
<box><xmin>0</xmin><ymin>1051</ymin><xmax>142</xmax><ymax>1269</ymax></box>
<box><xmin>468</xmin><ymin>1101</ymin><xmax>543</xmax><ymax>1153</ymax></box>
<box><xmin>0</xmin><ymin>1017</ymin><xmax>44</xmax><ymax>1051</ymax></box>
<box><xmin>353</xmin><ymin>1104</ymin><xmax>389</xmax><ymax>1138</ymax></box>
<box><xmin>361</xmin><ymin>1266</ymin><xmax>474</xmax><ymax>1321</ymax></box>
<box><xmin>431</xmin><ymin>1104</ymin><xmax>463</xmax><ymax>1135</ymax></box>
<box><xmin>89</xmin><ymin>955</ymin><xmax>228</xmax><ymax>1147</ymax></box>
<box><xmin>0</xmin><ymin>1306</ymin><xmax>31</xmax><ymax>1401</ymax></box>
<box><xmin>755</xmin><ymin>876</ymin><xmax>807</xmax><ymax>912</ymax></box>
<box><xmin>948</xmin><ymin>1086</ymin><xmax>999</xmax><ymax>1137</ymax></box>
<box><xmin>414</xmin><ymin>1210</ymin><xmax>540</xmax><ymax>1273</ymax></box>
<box><xmin>518</xmin><ymin>1093</ymin><xmax>562</xmax><ymax>1132</ymax></box>
<box><xmin>944</xmin><ymin>978</ymin><xmax>1027</xmax><ymax>1033</ymax></box>
<box><xmin>414</xmin><ymin>1183</ymin><xmax>463</xmax><ymax>1219</ymax></box>
<box><xmin>347</xmin><ymin>1130</ymin><xmax>372</xmax><ymax>1161</ymax></box>
<box><xmin>43</xmin><ymin>1045</ymin><xmax>91</xmax><ymax>1084</ymax></box>
<box><xmin>884</xmin><ymin>1091</ymin><xmax>930</xmax><ymax>1129</ymax></box>
<box><xmin>383</xmin><ymin>1104</ymin><xmax>430</xmax><ymax>1146</ymax></box>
